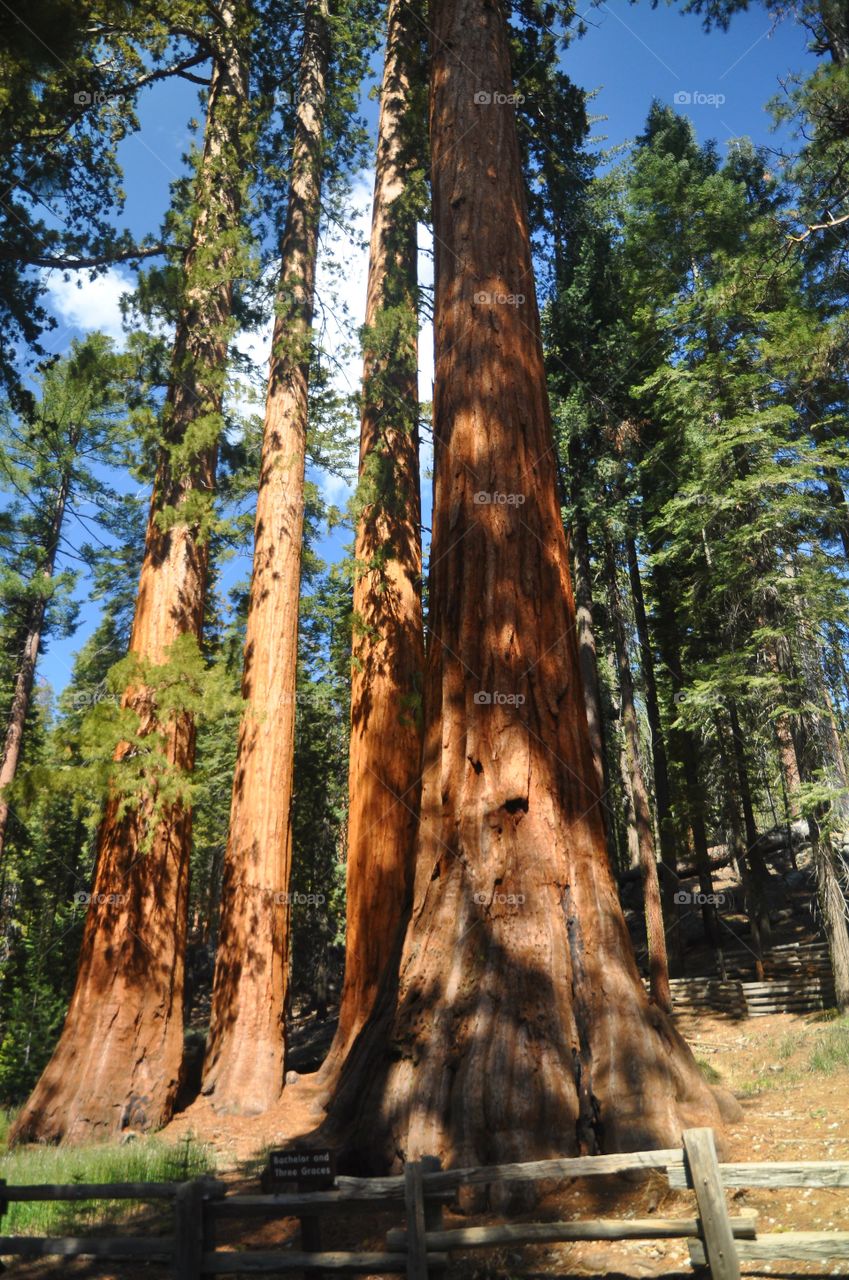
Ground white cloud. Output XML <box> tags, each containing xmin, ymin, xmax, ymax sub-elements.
<box><xmin>43</xmin><ymin>267</ymin><xmax>133</xmax><ymax>343</ymax></box>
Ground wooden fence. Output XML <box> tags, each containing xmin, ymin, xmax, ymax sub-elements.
<box><xmin>1</xmin><ymin>1128</ymin><xmax>849</xmax><ymax>1278</ymax></box>
<box><xmin>649</xmin><ymin>940</ymin><xmax>837</xmax><ymax>1016</ymax></box>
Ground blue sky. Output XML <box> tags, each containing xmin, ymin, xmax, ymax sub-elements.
<box><xmin>33</xmin><ymin>0</ymin><xmax>817</xmax><ymax>692</ymax></box>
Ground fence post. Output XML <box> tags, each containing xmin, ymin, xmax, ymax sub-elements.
<box><xmin>421</xmin><ymin>1156</ymin><xmax>444</xmax><ymax>1280</ymax></box>
<box><xmin>174</xmin><ymin>1178</ymin><xmax>205</xmax><ymax>1280</ymax></box>
<box><xmin>200</xmin><ymin>1177</ymin><xmax>225</xmax><ymax>1273</ymax></box>
<box><xmin>405</xmin><ymin>1160</ymin><xmax>429</xmax><ymax>1280</ymax></box>
<box><xmin>683</xmin><ymin>1128</ymin><xmax>740</xmax><ymax>1280</ymax></box>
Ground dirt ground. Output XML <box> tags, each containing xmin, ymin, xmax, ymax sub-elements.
<box><xmin>5</xmin><ymin>1007</ymin><xmax>849</xmax><ymax>1278</ymax></box>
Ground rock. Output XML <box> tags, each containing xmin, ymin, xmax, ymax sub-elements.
<box><xmin>712</xmin><ymin>1086</ymin><xmax>744</xmax><ymax>1122</ymax></box>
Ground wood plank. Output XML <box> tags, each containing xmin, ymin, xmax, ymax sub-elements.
<box><xmin>404</xmin><ymin>1161</ymin><xmax>428</xmax><ymax>1280</ymax></box>
<box><xmin>418</xmin><ymin>1148</ymin><xmax>683</xmax><ymax>1191</ymax></box>
<box><xmin>213</xmin><ymin>1191</ymin><xmax>408</xmax><ymax>1217</ymax></box>
<box><xmin>386</xmin><ymin>1215</ymin><xmax>758</xmax><ymax>1249</ymax></box>
<box><xmin>668</xmin><ymin>1160</ymin><xmax>849</xmax><ymax>1189</ymax></box>
<box><xmin>683</xmin><ymin>1128</ymin><xmax>740</xmax><ymax>1280</ymax></box>
<box><xmin>0</xmin><ymin>1235</ymin><xmax>173</xmax><ymax>1259</ymax></box>
<box><xmin>1</xmin><ymin>1181</ymin><xmax>188</xmax><ymax>1201</ymax></box>
<box><xmin>742</xmin><ymin>984</ymin><xmax>832</xmax><ymax>994</ymax></box>
<box><xmin>690</xmin><ymin>1232</ymin><xmax>849</xmax><ymax>1263</ymax></box>
<box><xmin>200</xmin><ymin>1250</ymin><xmax>447</xmax><ymax>1274</ymax></box>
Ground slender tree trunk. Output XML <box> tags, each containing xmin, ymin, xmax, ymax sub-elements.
<box><xmin>626</xmin><ymin>535</ymin><xmax>683</xmax><ymax>972</ymax></box>
<box><xmin>619</xmin><ymin>734</ymin><xmax>640</xmax><ymax>871</ymax></box>
<box><xmin>201</xmin><ymin>0</ymin><xmax>329</xmax><ymax>1115</ymax></box>
<box><xmin>727</xmin><ymin>699</ymin><xmax>772</xmax><ymax>949</ymax></box>
<box><xmin>11</xmin><ymin>7</ymin><xmax>249</xmax><ymax>1145</ymax></box>
<box><xmin>324</xmin><ymin>0</ymin><xmax>731</xmax><ymax>1169</ymax></box>
<box><xmin>0</xmin><ymin>469</ymin><xmax>71</xmax><ymax>864</ymax></box>
<box><xmin>570</xmin><ymin>513</ymin><xmax>617</xmax><ymax>864</ymax></box>
<box><xmin>713</xmin><ymin>711</ymin><xmax>766</xmax><ymax>979</ymax></box>
<box><xmin>318</xmin><ymin>0</ymin><xmax>424</xmax><ymax>1087</ymax></box>
<box><xmin>605</xmin><ymin>538</ymin><xmax>671</xmax><ymax>1012</ymax></box>
<box><xmin>652</xmin><ymin>574</ymin><xmax>722</xmax><ymax>953</ymax></box>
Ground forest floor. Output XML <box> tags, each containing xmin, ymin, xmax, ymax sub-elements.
<box><xmin>5</xmin><ymin>1004</ymin><xmax>849</xmax><ymax>1278</ymax></box>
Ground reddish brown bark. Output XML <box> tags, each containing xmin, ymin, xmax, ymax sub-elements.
<box><xmin>201</xmin><ymin>0</ymin><xmax>329</xmax><ymax>1115</ymax></box>
<box><xmin>11</xmin><ymin>7</ymin><xmax>248</xmax><ymax>1145</ymax></box>
<box><xmin>605</xmin><ymin>537</ymin><xmax>672</xmax><ymax>1013</ymax></box>
<box><xmin>324</xmin><ymin>0</ymin><xmax>730</xmax><ymax>1169</ymax></box>
<box><xmin>570</xmin><ymin>515</ymin><xmax>607</xmax><ymax>800</ymax></box>
<box><xmin>318</xmin><ymin>0</ymin><xmax>424</xmax><ymax>1085</ymax></box>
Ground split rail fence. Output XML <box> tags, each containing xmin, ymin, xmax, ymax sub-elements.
<box><xmin>652</xmin><ymin>940</ymin><xmax>837</xmax><ymax>1016</ymax></box>
<box><xmin>1</xmin><ymin>1128</ymin><xmax>848</xmax><ymax>1278</ymax></box>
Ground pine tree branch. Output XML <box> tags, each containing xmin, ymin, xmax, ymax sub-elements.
<box><xmin>788</xmin><ymin>211</ymin><xmax>849</xmax><ymax>242</ymax></box>
<box><xmin>0</xmin><ymin>243</ymin><xmax>176</xmax><ymax>270</ymax></box>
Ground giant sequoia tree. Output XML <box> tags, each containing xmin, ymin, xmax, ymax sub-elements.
<box><xmin>326</xmin><ymin>0</ymin><xmax>732</xmax><ymax>1168</ymax></box>
<box><xmin>202</xmin><ymin>0</ymin><xmax>330</xmax><ymax>1116</ymax></box>
<box><xmin>320</xmin><ymin>0</ymin><xmax>425</xmax><ymax>1084</ymax></box>
<box><xmin>12</xmin><ymin>1</ymin><xmax>251</xmax><ymax>1143</ymax></box>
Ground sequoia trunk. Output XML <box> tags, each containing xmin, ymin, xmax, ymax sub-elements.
<box><xmin>325</xmin><ymin>0</ymin><xmax>730</xmax><ymax>1169</ymax></box>
<box><xmin>202</xmin><ymin>0</ymin><xmax>329</xmax><ymax>1114</ymax></box>
<box><xmin>320</xmin><ymin>0</ymin><xmax>424</xmax><ymax>1083</ymax></box>
<box><xmin>11</xmin><ymin>6</ymin><xmax>248</xmax><ymax>1144</ymax></box>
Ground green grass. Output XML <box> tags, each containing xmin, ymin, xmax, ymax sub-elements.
<box><xmin>807</xmin><ymin>1019</ymin><xmax>849</xmax><ymax>1075</ymax></box>
<box><xmin>776</xmin><ymin>1032</ymin><xmax>800</xmax><ymax>1061</ymax></box>
<box><xmin>0</xmin><ymin>1128</ymin><xmax>216</xmax><ymax>1236</ymax></box>
<box><xmin>696</xmin><ymin>1057</ymin><xmax>723</xmax><ymax>1085</ymax></box>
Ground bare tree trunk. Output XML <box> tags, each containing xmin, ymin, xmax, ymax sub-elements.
<box><xmin>323</xmin><ymin>0</ymin><xmax>732</xmax><ymax>1169</ymax></box>
<box><xmin>201</xmin><ymin>0</ymin><xmax>329</xmax><ymax>1116</ymax></box>
<box><xmin>570</xmin><ymin>513</ymin><xmax>619</xmax><ymax>868</ymax></box>
<box><xmin>713</xmin><ymin>710</ymin><xmax>766</xmax><ymax>979</ymax></box>
<box><xmin>652</xmin><ymin>575</ymin><xmax>722</xmax><ymax>953</ymax></box>
<box><xmin>605</xmin><ymin>538</ymin><xmax>671</xmax><ymax>1012</ymax></box>
<box><xmin>619</xmin><ymin>734</ymin><xmax>640</xmax><ymax>871</ymax></box>
<box><xmin>570</xmin><ymin>518</ymin><xmax>608</xmax><ymax>796</ymax></box>
<box><xmin>727</xmin><ymin>699</ymin><xmax>772</xmax><ymax>949</ymax></box>
<box><xmin>626</xmin><ymin>535</ymin><xmax>683</xmax><ymax>972</ymax></box>
<box><xmin>11</xmin><ymin>6</ymin><xmax>249</xmax><ymax>1145</ymax></box>
<box><xmin>0</xmin><ymin>469</ymin><xmax>71</xmax><ymax>864</ymax></box>
<box><xmin>318</xmin><ymin>0</ymin><xmax>424</xmax><ymax>1088</ymax></box>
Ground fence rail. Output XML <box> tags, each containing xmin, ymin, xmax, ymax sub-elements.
<box><xmin>2</xmin><ymin>1129</ymin><xmax>849</xmax><ymax>1277</ymax></box>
